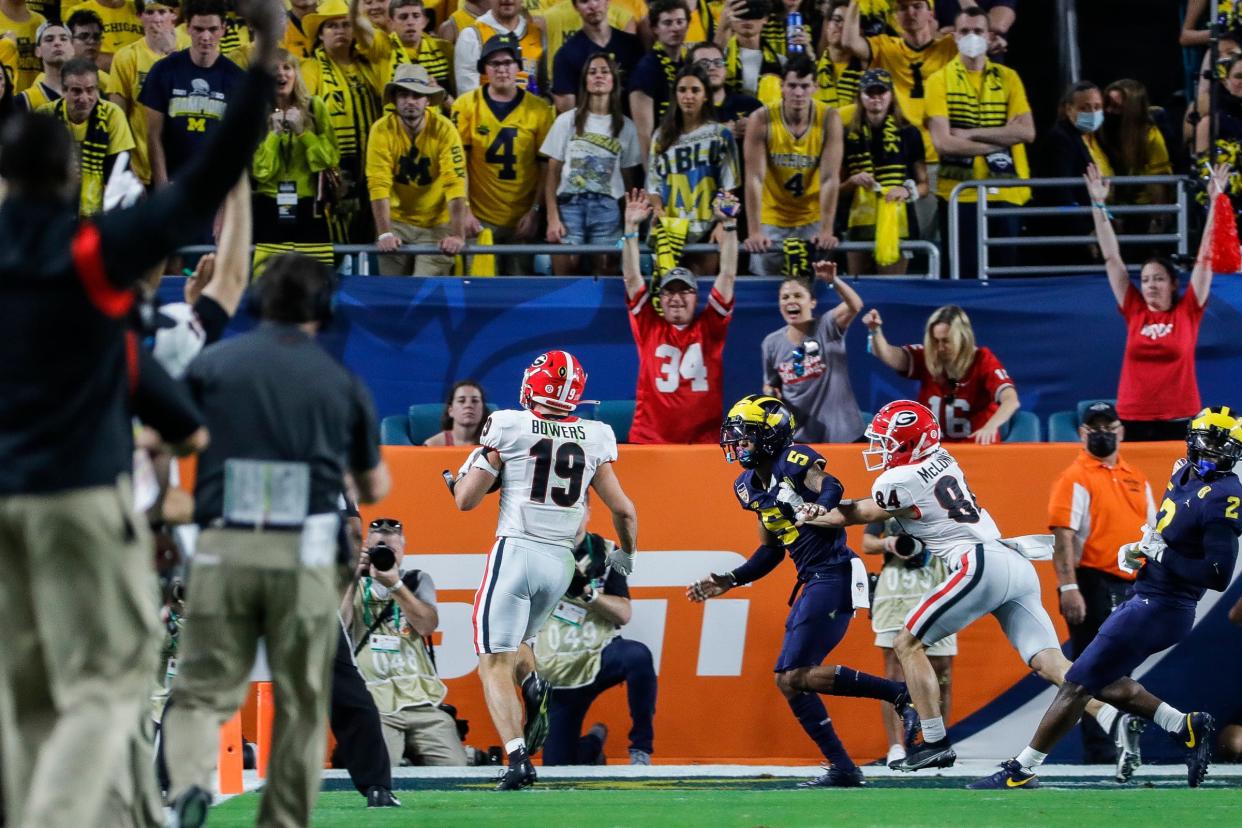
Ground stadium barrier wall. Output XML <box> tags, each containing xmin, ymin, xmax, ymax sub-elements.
<box><xmin>344</xmin><ymin>441</ymin><xmax>1242</xmax><ymax>765</ymax></box>
<box><xmin>166</xmin><ymin>274</ymin><xmax>1242</xmax><ymax>431</ymax></box>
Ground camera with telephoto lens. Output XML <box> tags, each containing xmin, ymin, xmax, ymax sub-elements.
<box><xmin>368</xmin><ymin>543</ymin><xmax>397</xmax><ymax>573</ymax></box>
<box><xmin>894</xmin><ymin>535</ymin><xmax>931</xmax><ymax>569</ymax></box>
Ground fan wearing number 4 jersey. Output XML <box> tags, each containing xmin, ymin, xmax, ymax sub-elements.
<box><xmin>797</xmin><ymin>400</ymin><xmax>1124</xmax><ymax>773</ymax></box>
<box><xmin>969</xmin><ymin>407</ymin><xmax>1242</xmax><ymax>792</ymax></box>
<box><xmin>450</xmin><ymin>350</ymin><xmax>639</xmax><ymax>792</ymax></box>
<box><xmin>621</xmin><ymin>189</ymin><xmax>739</xmax><ymax>445</ymax></box>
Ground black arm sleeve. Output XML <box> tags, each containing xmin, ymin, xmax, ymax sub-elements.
<box><xmin>193</xmin><ymin>295</ymin><xmax>231</xmax><ymax>345</ymax></box>
<box><xmin>731</xmin><ymin>543</ymin><xmax>786</xmax><ymax>586</ymax></box>
<box><xmin>1160</xmin><ymin>522</ymin><xmax>1241</xmax><ymax>592</ymax></box>
<box><xmin>95</xmin><ymin>67</ymin><xmax>275</xmax><ymax>285</ymax></box>
<box><xmin>132</xmin><ymin>347</ymin><xmax>203</xmax><ymax>443</ymax></box>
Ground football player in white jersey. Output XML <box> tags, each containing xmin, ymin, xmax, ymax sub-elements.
<box><xmin>796</xmin><ymin>400</ymin><xmax>1123</xmax><ymax>772</ymax></box>
<box><xmin>451</xmin><ymin>351</ymin><xmax>638</xmax><ymax>790</ymax></box>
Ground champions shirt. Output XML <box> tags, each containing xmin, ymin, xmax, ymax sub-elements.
<box><xmin>138</xmin><ymin>49</ymin><xmax>245</xmax><ymax>179</ymax></box>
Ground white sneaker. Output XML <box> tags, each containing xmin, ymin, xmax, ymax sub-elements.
<box><xmin>886</xmin><ymin>744</ymin><xmax>907</xmax><ymax>766</ymax></box>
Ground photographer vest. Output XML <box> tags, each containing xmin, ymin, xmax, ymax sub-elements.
<box><xmin>353</xmin><ymin>574</ymin><xmax>448</xmax><ymax>715</ymax></box>
<box><xmin>871</xmin><ymin>554</ymin><xmax>952</xmax><ymax>634</ymax></box>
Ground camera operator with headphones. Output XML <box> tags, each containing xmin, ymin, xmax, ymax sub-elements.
<box><xmin>862</xmin><ymin>518</ymin><xmax>957</xmax><ymax>768</ymax></box>
<box><xmin>162</xmin><ymin>252</ymin><xmax>389</xmax><ymax>828</ymax></box>
<box><xmin>340</xmin><ymin>517</ymin><xmax>470</xmax><ymax>767</ymax></box>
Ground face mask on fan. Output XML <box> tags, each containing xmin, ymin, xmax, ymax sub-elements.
<box><xmin>956</xmin><ymin>33</ymin><xmax>988</xmax><ymax>59</ymax></box>
<box><xmin>1075</xmin><ymin>110</ymin><xmax>1104</xmax><ymax>133</ymax></box>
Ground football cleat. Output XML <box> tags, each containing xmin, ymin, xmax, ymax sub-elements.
<box><xmin>797</xmin><ymin>765</ymin><xmax>865</xmax><ymax>788</ymax></box>
<box><xmin>890</xmin><ymin>738</ymin><xmax>956</xmax><ymax>771</ymax></box>
<box><xmin>521</xmin><ymin>672</ymin><xmax>551</xmax><ymax>755</ymax></box>
<box><xmin>1178</xmin><ymin>712</ymin><xmax>1215</xmax><ymax>788</ymax></box>
<box><xmin>892</xmin><ymin>689</ymin><xmax>922</xmax><ymax>751</ymax></box>
<box><xmin>1114</xmin><ymin>713</ymin><xmax>1147</xmax><ymax>783</ymax></box>
<box><xmin>966</xmin><ymin>759</ymin><xmax>1041</xmax><ymax>790</ymax></box>
<box><xmin>495</xmin><ymin>757</ymin><xmax>537</xmax><ymax>791</ymax></box>
<box><xmin>365</xmin><ymin>786</ymin><xmax>401</xmax><ymax>808</ymax></box>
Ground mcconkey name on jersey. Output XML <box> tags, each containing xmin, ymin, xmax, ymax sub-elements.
<box><xmin>874</xmin><ymin>448</ymin><xmax>1001</xmax><ymax>562</ymax></box>
<box><xmin>481</xmin><ymin>409</ymin><xmax>618</xmax><ymax>547</ymax></box>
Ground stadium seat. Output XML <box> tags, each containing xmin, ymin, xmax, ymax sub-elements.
<box><xmin>381</xmin><ymin>414</ymin><xmax>414</xmax><ymax>446</ymax></box>
<box><xmin>1001</xmin><ymin>410</ymin><xmax>1041</xmax><ymax>442</ymax></box>
<box><xmin>1076</xmin><ymin>398</ymin><xmax>1117</xmax><ymax>425</ymax></box>
<box><xmin>1047</xmin><ymin>400</ymin><xmax>1115</xmax><ymax>442</ymax></box>
<box><xmin>595</xmin><ymin>400</ymin><xmax>636</xmax><ymax>443</ymax></box>
<box><xmin>406</xmin><ymin>403</ymin><xmax>445</xmax><ymax>445</ymax></box>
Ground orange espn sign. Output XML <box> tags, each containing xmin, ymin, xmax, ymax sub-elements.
<box><xmin>364</xmin><ymin>442</ymin><xmax>1182</xmax><ymax>765</ymax></box>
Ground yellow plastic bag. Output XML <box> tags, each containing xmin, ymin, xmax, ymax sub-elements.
<box><xmin>874</xmin><ymin>194</ymin><xmax>901</xmax><ymax>267</ymax></box>
<box><xmin>454</xmin><ymin>228</ymin><xmax>496</xmax><ymax>277</ymax></box>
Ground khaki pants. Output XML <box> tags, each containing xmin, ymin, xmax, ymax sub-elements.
<box><xmin>379</xmin><ymin>704</ymin><xmax>469</xmax><ymax>767</ymax></box>
<box><xmin>0</xmin><ymin>478</ymin><xmax>161</xmax><ymax>828</ymax></box>
<box><xmin>379</xmin><ymin>221</ymin><xmax>454</xmax><ymax>276</ymax></box>
<box><xmin>164</xmin><ymin>529</ymin><xmax>337</xmax><ymax>828</ymax></box>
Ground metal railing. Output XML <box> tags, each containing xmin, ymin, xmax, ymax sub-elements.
<box><xmin>179</xmin><ymin>240</ymin><xmax>943</xmax><ymax>279</ymax></box>
<box><xmin>946</xmin><ymin>175</ymin><xmax>1190</xmax><ymax>280</ymax></box>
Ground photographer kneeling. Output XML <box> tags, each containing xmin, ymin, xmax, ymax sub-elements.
<box><xmin>341</xmin><ymin>518</ymin><xmax>468</xmax><ymax>766</ymax></box>
<box><xmin>863</xmin><ymin>519</ymin><xmax>957</xmax><ymax>768</ymax></box>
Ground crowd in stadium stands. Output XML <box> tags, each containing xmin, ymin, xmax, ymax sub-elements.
<box><xmin>0</xmin><ymin>0</ymin><xmax>1229</xmax><ymax>442</ymax></box>
<box><xmin>0</xmin><ymin>0</ymin><xmax>1210</xmax><ymax>273</ymax></box>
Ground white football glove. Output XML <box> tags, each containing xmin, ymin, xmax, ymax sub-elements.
<box><xmin>103</xmin><ymin>151</ymin><xmax>145</xmax><ymax>212</ymax></box>
<box><xmin>1117</xmin><ymin>523</ymin><xmax>1166</xmax><ymax>573</ymax></box>
<box><xmin>606</xmin><ymin>546</ymin><xmax>636</xmax><ymax>576</ymax></box>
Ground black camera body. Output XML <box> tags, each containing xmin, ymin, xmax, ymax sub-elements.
<box><xmin>368</xmin><ymin>543</ymin><xmax>397</xmax><ymax>572</ymax></box>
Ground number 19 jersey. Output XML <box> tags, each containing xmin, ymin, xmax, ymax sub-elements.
<box><xmin>873</xmin><ymin>448</ymin><xmax>1001</xmax><ymax>563</ymax></box>
<box><xmin>481</xmin><ymin>409</ymin><xmax>618</xmax><ymax>549</ymax></box>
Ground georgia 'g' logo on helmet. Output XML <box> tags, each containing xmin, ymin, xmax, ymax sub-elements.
<box><xmin>520</xmin><ymin>350</ymin><xmax>597</xmax><ymax>414</ymax></box>
<box><xmin>863</xmin><ymin>400</ymin><xmax>941</xmax><ymax>471</ymax></box>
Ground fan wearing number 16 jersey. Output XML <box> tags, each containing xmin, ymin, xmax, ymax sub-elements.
<box><xmin>452</xmin><ymin>350</ymin><xmax>639</xmax><ymax>791</ymax></box>
<box><xmin>799</xmin><ymin>400</ymin><xmax>1123</xmax><ymax>773</ymax></box>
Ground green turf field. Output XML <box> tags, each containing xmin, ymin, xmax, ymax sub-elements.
<box><xmin>210</xmin><ymin>778</ymin><xmax>1242</xmax><ymax>827</ymax></box>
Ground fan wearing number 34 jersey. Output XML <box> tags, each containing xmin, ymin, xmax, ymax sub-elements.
<box><xmin>452</xmin><ymin>350</ymin><xmax>638</xmax><ymax>791</ymax></box>
<box><xmin>621</xmin><ymin>190</ymin><xmax>740</xmax><ymax>445</ymax></box>
<box><xmin>798</xmin><ymin>400</ymin><xmax>1123</xmax><ymax>774</ymax></box>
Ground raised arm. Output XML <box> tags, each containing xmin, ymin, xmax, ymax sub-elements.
<box><xmin>1083</xmin><ymin>163</ymin><xmax>1130</xmax><ymax>307</ymax></box>
<box><xmin>841</xmin><ymin>1</ymin><xmax>872</xmax><ymax>61</ymax></box>
<box><xmin>815</xmin><ymin>260</ymin><xmax>863</xmax><ymax>330</ymax></box>
<box><xmin>711</xmin><ymin>191</ymin><xmax>740</xmax><ymax>303</ymax></box>
<box><xmin>200</xmin><ymin>175</ymin><xmax>252</xmax><ymax>315</ymax></box>
<box><xmin>621</xmin><ymin>189</ymin><xmax>652</xmax><ymax>299</ymax></box>
<box><xmin>95</xmin><ymin>0</ymin><xmax>283</xmax><ymax>283</ymax></box>
<box><xmin>1191</xmin><ymin>162</ymin><xmax>1230</xmax><ymax>306</ymax></box>
<box><xmin>860</xmin><ymin>308</ymin><xmax>911</xmax><ymax>373</ymax></box>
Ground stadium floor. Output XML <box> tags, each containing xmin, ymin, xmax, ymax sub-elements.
<box><xmin>210</xmin><ymin>764</ymin><xmax>1242</xmax><ymax>826</ymax></box>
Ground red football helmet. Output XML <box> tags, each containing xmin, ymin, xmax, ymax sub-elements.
<box><xmin>519</xmin><ymin>351</ymin><xmax>596</xmax><ymax>413</ymax></box>
<box><xmin>863</xmin><ymin>400</ymin><xmax>941</xmax><ymax>471</ymax></box>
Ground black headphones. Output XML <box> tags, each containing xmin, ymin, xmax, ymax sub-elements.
<box><xmin>243</xmin><ymin>255</ymin><xmax>339</xmax><ymax>326</ymax></box>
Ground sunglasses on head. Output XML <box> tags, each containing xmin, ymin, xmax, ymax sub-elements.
<box><xmin>369</xmin><ymin>518</ymin><xmax>403</xmax><ymax>533</ymax></box>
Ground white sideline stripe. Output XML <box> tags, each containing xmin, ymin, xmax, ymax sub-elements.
<box><xmin>217</xmin><ymin>763</ymin><xmax>1242</xmax><ymax>802</ymax></box>
<box><xmin>328</xmin><ymin>763</ymin><xmax>1242</xmax><ymax>781</ymax></box>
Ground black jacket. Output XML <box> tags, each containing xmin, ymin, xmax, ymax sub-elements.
<box><xmin>0</xmin><ymin>67</ymin><xmax>274</xmax><ymax>495</ymax></box>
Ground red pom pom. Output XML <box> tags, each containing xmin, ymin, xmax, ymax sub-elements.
<box><xmin>1210</xmin><ymin>192</ymin><xmax>1241</xmax><ymax>274</ymax></box>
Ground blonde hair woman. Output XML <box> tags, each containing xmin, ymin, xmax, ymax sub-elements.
<box><xmin>862</xmin><ymin>304</ymin><xmax>1020</xmax><ymax>444</ymax></box>
<box><xmin>251</xmin><ymin>47</ymin><xmax>340</xmax><ymax>266</ymax></box>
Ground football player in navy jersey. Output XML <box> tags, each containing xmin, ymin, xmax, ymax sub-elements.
<box><xmin>687</xmin><ymin>394</ymin><xmax>917</xmax><ymax>787</ymax></box>
<box><xmin>971</xmin><ymin>406</ymin><xmax>1242</xmax><ymax>791</ymax></box>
